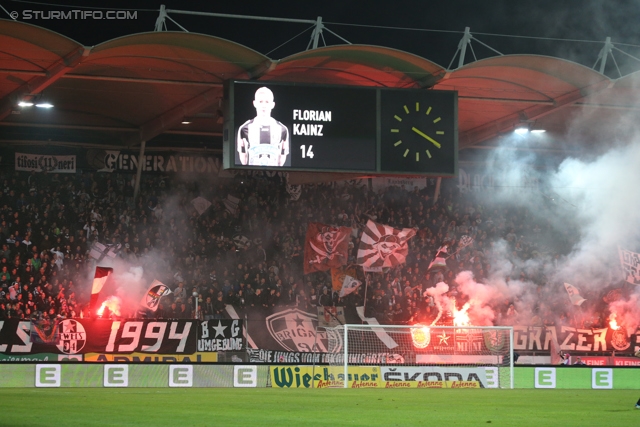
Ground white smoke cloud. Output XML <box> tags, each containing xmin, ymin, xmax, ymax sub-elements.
<box><xmin>551</xmin><ymin>141</ymin><xmax>640</xmax><ymax>286</ymax></box>
<box><xmin>425</xmin><ymin>282</ymin><xmax>450</xmax><ymax>326</ymax></box>
<box><xmin>455</xmin><ymin>271</ymin><xmax>501</xmax><ymax>326</ymax></box>
<box><xmin>609</xmin><ymin>290</ymin><xmax>640</xmax><ymax>336</ymax></box>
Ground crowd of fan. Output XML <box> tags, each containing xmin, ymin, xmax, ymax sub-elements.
<box><xmin>0</xmin><ymin>168</ymin><xmax>608</xmax><ymax>329</ymax></box>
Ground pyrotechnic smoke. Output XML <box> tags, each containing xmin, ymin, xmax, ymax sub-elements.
<box><xmin>458</xmin><ymin>85</ymin><xmax>640</xmax><ymax>330</ymax></box>
<box><xmin>608</xmin><ymin>292</ymin><xmax>640</xmax><ymax>336</ymax></box>
<box><xmin>425</xmin><ymin>282</ymin><xmax>449</xmax><ymax>326</ymax></box>
<box><xmin>97</xmin><ymin>295</ymin><xmax>122</xmax><ymax>317</ymax></box>
<box><xmin>78</xmin><ymin>168</ymin><xmax>246</xmax><ymax>317</ymax></box>
<box><xmin>454</xmin><ymin>271</ymin><xmax>501</xmax><ymax>326</ymax></box>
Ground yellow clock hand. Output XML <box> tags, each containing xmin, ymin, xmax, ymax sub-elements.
<box><xmin>411</xmin><ymin>127</ymin><xmax>441</xmax><ymax>149</ymax></box>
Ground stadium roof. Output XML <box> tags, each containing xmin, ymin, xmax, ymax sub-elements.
<box><xmin>2</xmin><ymin>18</ymin><xmax>640</xmax><ymax>163</ymax></box>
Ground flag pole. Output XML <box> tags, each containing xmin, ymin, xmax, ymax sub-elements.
<box><xmin>444</xmin><ymin>237</ymin><xmax>474</xmax><ymax>260</ymax></box>
<box><xmin>362</xmin><ymin>268</ymin><xmax>369</xmax><ymax>324</ymax></box>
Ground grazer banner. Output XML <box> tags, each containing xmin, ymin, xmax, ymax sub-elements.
<box><xmin>197</xmin><ymin>319</ymin><xmax>245</xmax><ymax>352</ymax></box>
<box><xmin>0</xmin><ymin>319</ymin><xmax>196</xmax><ymax>355</ymax></box>
<box><xmin>15</xmin><ymin>152</ymin><xmax>76</xmax><ymax>173</ymax></box>
<box><xmin>512</xmin><ymin>325</ymin><xmax>640</xmax><ymax>354</ymax></box>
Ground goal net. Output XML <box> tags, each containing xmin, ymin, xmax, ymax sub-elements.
<box><xmin>324</xmin><ymin>324</ymin><xmax>514</xmax><ymax>389</ymax></box>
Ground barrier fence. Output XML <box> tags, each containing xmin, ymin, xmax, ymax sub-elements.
<box><xmin>0</xmin><ymin>364</ymin><xmax>638</xmax><ymax>389</ymax></box>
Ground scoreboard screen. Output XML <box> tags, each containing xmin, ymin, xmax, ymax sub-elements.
<box><xmin>223</xmin><ymin>80</ymin><xmax>457</xmax><ymax>176</ymax></box>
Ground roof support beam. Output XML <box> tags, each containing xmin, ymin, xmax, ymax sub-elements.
<box><xmin>124</xmin><ymin>87</ymin><xmax>219</xmax><ymax>146</ymax></box>
<box><xmin>0</xmin><ymin>46</ymin><xmax>88</xmax><ymax>121</ymax></box>
<box><xmin>459</xmin><ymin>79</ymin><xmax>612</xmax><ymax>148</ymax></box>
<box><xmin>133</xmin><ymin>140</ymin><xmax>146</xmax><ymax>202</ymax></box>
<box><xmin>0</xmin><ymin>139</ymin><xmax>222</xmax><ymax>152</ymax></box>
<box><xmin>458</xmin><ymin>96</ymin><xmax>554</xmax><ymax>105</ymax></box>
<box><xmin>64</xmin><ymin>74</ymin><xmax>222</xmax><ymax>87</ymax></box>
<box><xmin>0</xmin><ymin>121</ymin><xmax>223</xmax><ymax>136</ymax></box>
<box><xmin>308</xmin><ymin>16</ymin><xmax>324</xmax><ymax>50</ymax></box>
<box><xmin>0</xmin><ymin>71</ymin><xmax>224</xmax><ymax>87</ymax></box>
<box><xmin>247</xmin><ymin>59</ymin><xmax>277</xmax><ymax>79</ymax></box>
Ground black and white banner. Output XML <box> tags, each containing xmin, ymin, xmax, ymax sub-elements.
<box><xmin>2</xmin><ymin>314</ymin><xmax>639</xmax><ymax>358</ymax></box>
<box><xmin>94</xmin><ymin>149</ymin><xmax>228</xmax><ymax>175</ymax></box>
<box><xmin>223</xmin><ymin>305</ymin><xmax>640</xmax><ymax>356</ymax></box>
<box><xmin>15</xmin><ymin>152</ymin><xmax>76</xmax><ymax>173</ymax></box>
<box><xmin>246</xmin><ymin>349</ymin><xmax>408</xmax><ymax>365</ymax></box>
<box><xmin>0</xmin><ymin>319</ymin><xmax>196</xmax><ymax>355</ymax></box>
<box><xmin>619</xmin><ymin>247</ymin><xmax>640</xmax><ymax>285</ymax></box>
<box><xmin>197</xmin><ymin>319</ymin><xmax>244</xmax><ymax>352</ymax></box>
<box><xmin>247</xmin><ymin>349</ymin><xmax>327</xmax><ymax>364</ymax></box>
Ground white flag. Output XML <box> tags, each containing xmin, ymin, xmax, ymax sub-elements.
<box><xmin>340</xmin><ymin>275</ymin><xmax>361</xmax><ymax>297</ymax></box>
<box><xmin>224</xmin><ymin>194</ymin><xmax>240</xmax><ymax>215</ymax></box>
<box><xmin>141</xmin><ymin>280</ymin><xmax>172</xmax><ymax>312</ymax></box>
<box><xmin>563</xmin><ymin>283</ymin><xmax>586</xmax><ymax>306</ymax></box>
<box><xmin>89</xmin><ymin>242</ymin><xmax>120</xmax><ymax>262</ymax></box>
<box><xmin>286</xmin><ymin>184</ymin><xmax>302</xmax><ymax>201</ymax></box>
<box><xmin>618</xmin><ymin>246</ymin><xmax>640</xmax><ymax>285</ymax></box>
<box><xmin>191</xmin><ymin>196</ymin><xmax>212</xmax><ymax>216</ymax></box>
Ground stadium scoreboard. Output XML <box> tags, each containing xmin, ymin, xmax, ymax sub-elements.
<box><xmin>223</xmin><ymin>80</ymin><xmax>458</xmax><ymax>176</ymax></box>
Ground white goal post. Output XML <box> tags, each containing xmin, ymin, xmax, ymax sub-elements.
<box><xmin>325</xmin><ymin>324</ymin><xmax>514</xmax><ymax>389</ymax></box>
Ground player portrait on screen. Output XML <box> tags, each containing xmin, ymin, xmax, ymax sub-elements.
<box><xmin>237</xmin><ymin>87</ymin><xmax>290</xmax><ymax>167</ymax></box>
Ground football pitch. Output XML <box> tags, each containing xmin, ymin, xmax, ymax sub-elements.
<box><xmin>1</xmin><ymin>388</ymin><xmax>637</xmax><ymax>426</ymax></box>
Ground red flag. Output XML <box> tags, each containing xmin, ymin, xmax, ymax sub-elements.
<box><xmin>90</xmin><ymin>266</ymin><xmax>113</xmax><ymax>310</ymax></box>
<box><xmin>356</xmin><ymin>220</ymin><xmax>416</xmax><ymax>269</ymax></box>
<box><xmin>304</xmin><ymin>222</ymin><xmax>351</xmax><ymax>274</ymax></box>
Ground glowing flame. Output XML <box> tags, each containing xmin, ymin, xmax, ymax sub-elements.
<box><xmin>97</xmin><ymin>296</ymin><xmax>122</xmax><ymax>317</ymax></box>
<box><xmin>411</xmin><ymin>324</ymin><xmax>431</xmax><ymax>348</ymax></box>
<box><xmin>609</xmin><ymin>313</ymin><xmax>620</xmax><ymax>330</ymax></box>
<box><xmin>453</xmin><ymin>302</ymin><xmax>471</xmax><ymax>327</ymax></box>
<box><xmin>97</xmin><ymin>303</ymin><xmax>106</xmax><ymax>317</ymax></box>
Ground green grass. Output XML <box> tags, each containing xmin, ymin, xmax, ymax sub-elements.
<box><xmin>0</xmin><ymin>388</ymin><xmax>637</xmax><ymax>427</ymax></box>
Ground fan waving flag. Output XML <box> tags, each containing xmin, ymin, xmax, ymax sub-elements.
<box><xmin>190</xmin><ymin>196</ymin><xmax>212</xmax><ymax>216</ymax></box>
<box><xmin>428</xmin><ymin>245</ymin><xmax>449</xmax><ymax>271</ymax></box>
<box><xmin>340</xmin><ymin>275</ymin><xmax>362</xmax><ymax>297</ymax></box>
<box><xmin>356</xmin><ymin>220</ymin><xmax>416</xmax><ymax>269</ymax></box>
<box><xmin>141</xmin><ymin>280</ymin><xmax>172</xmax><ymax>312</ymax></box>
<box><xmin>304</xmin><ymin>223</ymin><xmax>351</xmax><ymax>274</ymax></box>
<box><xmin>564</xmin><ymin>283</ymin><xmax>586</xmax><ymax>306</ymax></box>
<box><xmin>618</xmin><ymin>246</ymin><xmax>640</xmax><ymax>285</ymax></box>
<box><xmin>224</xmin><ymin>194</ymin><xmax>241</xmax><ymax>215</ymax></box>
<box><xmin>89</xmin><ymin>266</ymin><xmax>113</xmax><ymax>310</ymax></box>
<box><xmin>88</xmin><ymin>242</ymin><xmax>120</xmax><ymax>263</ymax></box>
<box><xmin>331</xmin><ymin>266</ymin><xmax>357</xmax><ymax>293</ymax></box>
